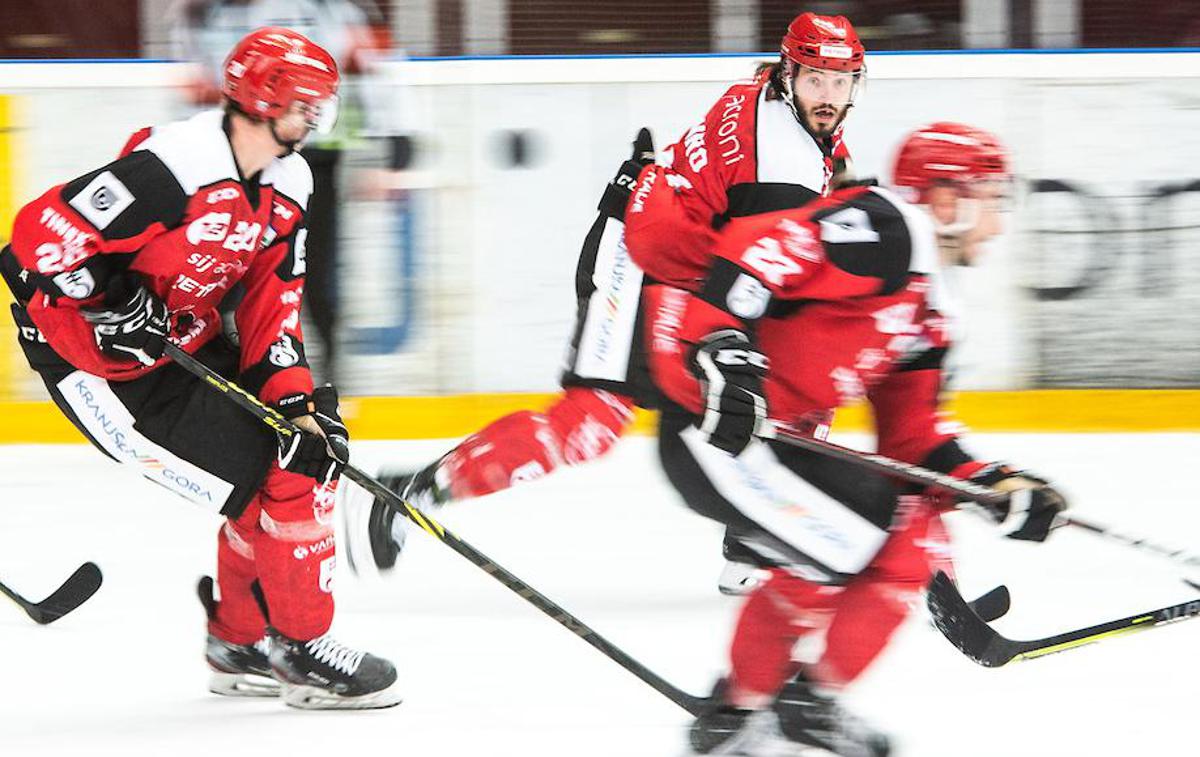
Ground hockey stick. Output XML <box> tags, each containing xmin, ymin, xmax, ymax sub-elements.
<box><xmin>765</xmin><ymin>425</ymin><xmax>1010</xmax><ymax>509</ymax></box>
<box><xmin>768</xmin><ymin>427</ymin><xmax>1200</xmax><ymax>576</ymax></box>
<box><xmin>926</xmin><ymin>570</ymin><xmax>1200</xmax><ymax>667</ymax></box>
<box><xmin>1061</xmin><ymin>516</ymin><xmax>1200</xmax><ymax>572</ymax></box>
<box><xmin>162</xmin><ymin>342</ymin><xmax>709</xmax><ymax>715</ymax></box>
<box><xmin>0</xmin><ymin>562</ymin><xmax>103</xmax><ymax>624</ymax></box>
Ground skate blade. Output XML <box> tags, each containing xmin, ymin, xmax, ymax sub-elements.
<box><xmin>208</xmin><ymin>671</ymin><xmax>281</xmax><ymax>698</ymax></box>
<box><xmin>281</xmin><ymin>681</ymin><xmax>403</xmax><ymax>710</ymax></box>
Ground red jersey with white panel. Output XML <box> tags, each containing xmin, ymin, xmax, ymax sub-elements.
<box><xmin>625</xmin><ymin>70</ymin><xmax>851</xmax><ymax>292</ymax></box>
<box><xmin>651</xmin><ymin>184</ymin><xmax>981</xmax><ymax>474</ymax></box>
<box><xmin>8</xmin><ymin>109</ymin><xmax>314</xmax><ymax>404</ymax></box>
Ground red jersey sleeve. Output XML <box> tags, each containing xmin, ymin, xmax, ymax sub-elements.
<box><xmin>8</xmin><ymin>152</ymin><xmax>189</xmax><ymax>333</ymax></box>
<box><xmin>233</xmin><ymin>194</ymin><xmax>314</xmax><ymax>406</ymax></box>
<box><xmin>623</xmin><ymin>83</ymin><xmax>759</xmax><ymax>289</ymax></box>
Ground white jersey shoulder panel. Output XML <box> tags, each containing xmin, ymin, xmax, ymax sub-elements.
<box><xmin>263</xmin><ymin>153</ymin><xmax>314</xmax><ymax>211</ymax></box>
<box><xmin>754</xmin><ymin>90</ymin><xmax>827</xmax><ymax>194</ymax></box>
<box><xmin>136</xmin><ymin>110</ymin><xmax>238</xmax><ymax>195</ymax></box>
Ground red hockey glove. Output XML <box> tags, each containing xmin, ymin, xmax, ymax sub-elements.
<box><xmin>275</xmin><ymin>385</ymin><xmax>350</xmax><ymax>483</ymax></box>
<box><xmin>690</xmin><ymin>329</ymin><xmax>769</xmax><ymax>456</ymax></box>
<box><xmin>970</xmin><ymin>465</ymin><xmax>1068</xmax><ymax>542</ymax></box>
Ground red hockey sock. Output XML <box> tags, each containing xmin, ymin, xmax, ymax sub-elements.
<box><xmin>815</xmin><ymin>497</ymin><xmax>951</xmax><ymax>687</ymax></box>
<box><xmin>727</xmin><ymin>569</ymin><xmax>839</xmax><ymax>706</ymax></box>
<box><xmin>251</xmin><ymin>465</ymin><xmax>337</xmax><ymax>641</ymax></box>
<box><xmin>442</xmin><ymin>388</ymin><xmax>635</xmax><ymax>499</ymax></box>
<box><xmin>210</xmin><ymin>514</ymin><xmax>267</xmax><ymax>645</ymax></box>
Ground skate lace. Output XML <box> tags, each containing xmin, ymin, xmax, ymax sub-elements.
<box><xmin>306</xmin><ymin>635</ymin><xmax>364</xmax><ymax>676</ymax></box>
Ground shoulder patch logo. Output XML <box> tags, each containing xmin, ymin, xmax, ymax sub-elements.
<box><xmin>68</xmin><ymin>171</ymin><xmax>135</xmax><ymax>230</ymax></box>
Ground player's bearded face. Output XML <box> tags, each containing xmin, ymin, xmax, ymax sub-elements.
<box><xmin>792</xmin><ymin>66</ymin><xmax>857</xmax><ymax>137</ymax></box>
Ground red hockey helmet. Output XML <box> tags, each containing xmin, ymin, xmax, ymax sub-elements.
<box><xmin>781</xmin><ymin>13</ymin><xmax>865</xmax><ymax>74</ymax></box>
<box><xmin>222</xmin><ymin>27</ymin><xmax>340</xmax><ymax>125</ymax></box>
<box><xmin>891</xmin><ymin>122</ymin><xmax>1010</xmax><ymax>203</ymax></box>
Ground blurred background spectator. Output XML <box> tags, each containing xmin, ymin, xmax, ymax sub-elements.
<box><xmin>4</xmin><ymin>1</ymin><xmax>1200</xmax><ymax>60</ymax></box>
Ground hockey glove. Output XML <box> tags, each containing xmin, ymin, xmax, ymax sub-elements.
<box><xmin>601</xmin><ymin>127</ymin><xmax>655</xmax><ymax>220</ymax></box>
<box><xmin>971</xmin><ymin>466</ymin><xmax>1068</xmax><ymax>542</ymax></box>
<box><xmin>690</xmin><ymin>329</ymin><xmax>769</xmax><ymax>456</ymax></box>
<box><xmin>275</xmin><ymin>385</ymin><xmax>351</xmax><ymax>483</ymax></box>
<box><xmin>81</xmin><ymin>278</ymin><xmax>168</xmax><ymax>367</ymax></box>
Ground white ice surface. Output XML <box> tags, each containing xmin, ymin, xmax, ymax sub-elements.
<box><xmin>1</xmin><ymin>433</ymin><xmax>1197</xmax><ymax>756</ymax></box>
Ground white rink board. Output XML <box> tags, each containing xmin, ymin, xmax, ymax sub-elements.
<box><xmin>3</xmin><ymin>52</ymin><xmax>1200</xmax><ymax>396</ymax></box>
<box><xmin>0</xmin><ymin>433</ymin><xmax>1197</xmax><ymax>756</ymax></box>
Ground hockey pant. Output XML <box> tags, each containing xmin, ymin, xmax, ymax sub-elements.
<box><xmin>439</xmin><ymin>387</ymin><xmax>636</xmax><ymax>500</ymax></box>
<box><xmin>658</xmin><ymin>410</ymin><xmax>953</xmax><ymax>702</ymax></box>
<box><xmin>10</xmin><ymin>318</ymin><xmax>338</xmax><ymax>643</ymax></box>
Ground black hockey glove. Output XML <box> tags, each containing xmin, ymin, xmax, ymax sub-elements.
<box><xmin>690</xmin><ymin>329</ymin><xmax>769</xmax><ymax>456</ymax></box>
<box><xmin>600</xmin><ymin>127</ymin><xmax>655</xmax><ymax>220</ymax></box>
<box><xmin>81</xmin><ymin>275</ymin><xmax>168</xmax><ymax>367</ymax></box>
<box><xmin>971</xmin><ymin>466</ymin><xmax>1068</xmax><ymax>542</ymax></box>
<box><xmin>275</xmin><ymin>385</ymin><xmax>350</xmax><ymax>483</ymax></box>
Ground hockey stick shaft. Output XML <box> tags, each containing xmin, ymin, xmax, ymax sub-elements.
<box><xmin>163</xmin><ymin>343</ymin><xmax>708</xmax><ymax>715</ymax></box>
<box><xmin>0</xmin><ymin>562</ymin><xmax>103</xmax><ymax>624</ymax></box>
<box><xmin>1061</xmin><ymin>516</ymin><xmax>1200</xmax><ymax>571</ymax></box>
<box><xmin>769</xmin><ymin>427</ymin><xmax>1199</xmax><ymax>574</ymax></box>
<box><xmin>765</xmin><ymin>425</ymin><xmax>1010</xmax><ymax>508</ymax></box>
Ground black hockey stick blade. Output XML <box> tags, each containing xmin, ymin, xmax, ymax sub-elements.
<box><xmin>967</xmin><ymin>584</ymin><xmax>1011</xmax><ymax>624</ymax></box>
<box><xmin>927</xmin><ymin>570</ymin><xmax>1200</xmax><ymax>667</ymax></box>
<box><xmin>0</xmin><ymin>562</ymin><xmax>103</xmax><ymax>625</ymax></box>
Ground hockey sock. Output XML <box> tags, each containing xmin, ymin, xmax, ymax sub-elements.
<box><xmin>728</xmin><ymin>569</ymin><xmax>840</xmax><ymax>707</ymax></box>
<box><xmin>251</xmin><ymin>465</ymin><xmax>337</xmax><ymax>641</ymax></box>
<box><xmin>814</xmin><ymin>498</ymin><xmax>951</xmax><ymax>687</ymax></box>
<box><xmin>211</xmin><ymin>516</ymin><xmax>268</xmax><ymax>645</ymax></box>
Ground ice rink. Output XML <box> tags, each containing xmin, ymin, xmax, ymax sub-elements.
<box><xmin>1</xmin><ymin>432</ymin><xmax>1197</xmax><ymax>756</ymax></box>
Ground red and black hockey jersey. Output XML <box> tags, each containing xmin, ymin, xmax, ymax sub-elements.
<box><xmin>647</xmin><ymin>184</ymin><xmax>980</xmax><ymax>476</ymax></box>
<box><xmin>625</xmin><ymin>71</ymin><xmax>851</xmax><ymax>291</ymax></box>
<box><xmin>7</xmin><ymin>109</ymin><xmax>314</xmax><ymax>404</ymax></box>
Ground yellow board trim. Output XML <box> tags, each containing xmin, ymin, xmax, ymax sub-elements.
<box><xmin>0</xmin><ymin>95</ymin><xmax>23</xmax><ymax>403</ymax></box>
<box><xmin>1</xmin><ymin>388</ymin><xmax>1198</xmax><ymax>444</ymax></box>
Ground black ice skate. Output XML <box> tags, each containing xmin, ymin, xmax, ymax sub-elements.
<box><xmin>771</xmin><ymin>673</ymin><xmax>890</xmax><ymax>757</ymax></box>
<box><xmin>205</xmin><ymin>633</ymin><xmax>281</xmax><ymax>697</ymax></box>
<box><xmin>197</xmin><ymin>576</ymin><xmax>280</xmax><ymax>697</ymax></box>
<box><xmin>685</xmin><ymin>679</ymin><xmax>776</xmax><ymax>756</ymax></box>
<box><xmin>268</xmin><ymin>629</ymin><xmax>402</xmax><ymax>710</ymax></box>
<box><xmin>342</xmin><ymin>463</ymin><xmax>447</xmax><ymax>577</ymax></box>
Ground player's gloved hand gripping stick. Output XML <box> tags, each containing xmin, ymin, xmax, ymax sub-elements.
<box><xmin>162</xmin><ymin>341</ymin><xmax>712</xmax><ymax>715</ymax></box>
<box><xmin>764</xmin><ymin>423</ymin><xmax>1200</xmax><ymax>666</ymax></box>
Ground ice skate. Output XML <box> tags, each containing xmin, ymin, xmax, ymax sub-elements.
<box><xmin>268</xmin><ymin>629</ymin><xmax>402</xmax><ymax>710</ymax></box>
<box><xmin>206</xmin><ymin>633</ymin><xmax>281</xmax><ymax>697</ymax></box>
<box><xmin>771</xmin><ymin>673</ymin><xmax>890</xmax><ymax>757</ymax></box>
<box><xmin>683</xmin><ymin>679</ymin><xmax>778</xmax><ymax>756</ymax></box>
<box><xmin>342</xmin><ymin>464</ymin><xmax>446</xmax><ymax>577</ymax></box>
<box><xmin>197</xmin><ymin>577</ymin><xmax>280</xmax><ymax>697</ymax></box>
<box><xmin>718</xmin><ymin>559</ymin><xmax>769</xmax><ymax>596</ymax></box>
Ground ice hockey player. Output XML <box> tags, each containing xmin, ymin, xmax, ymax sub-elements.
<box><xmin>623</xmin><ymin>123</ymin><xmax>1068</xmax><ymax>755</ymax></box>
<box><xmin>0</xmin><ymin>28</ymin><xmax>399</xmax><ymax>710</ymax></box>
<box><xmin>344</xmin><ymin>11</ymin><xmax>868</xmax><ymax>583</ymax></box>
